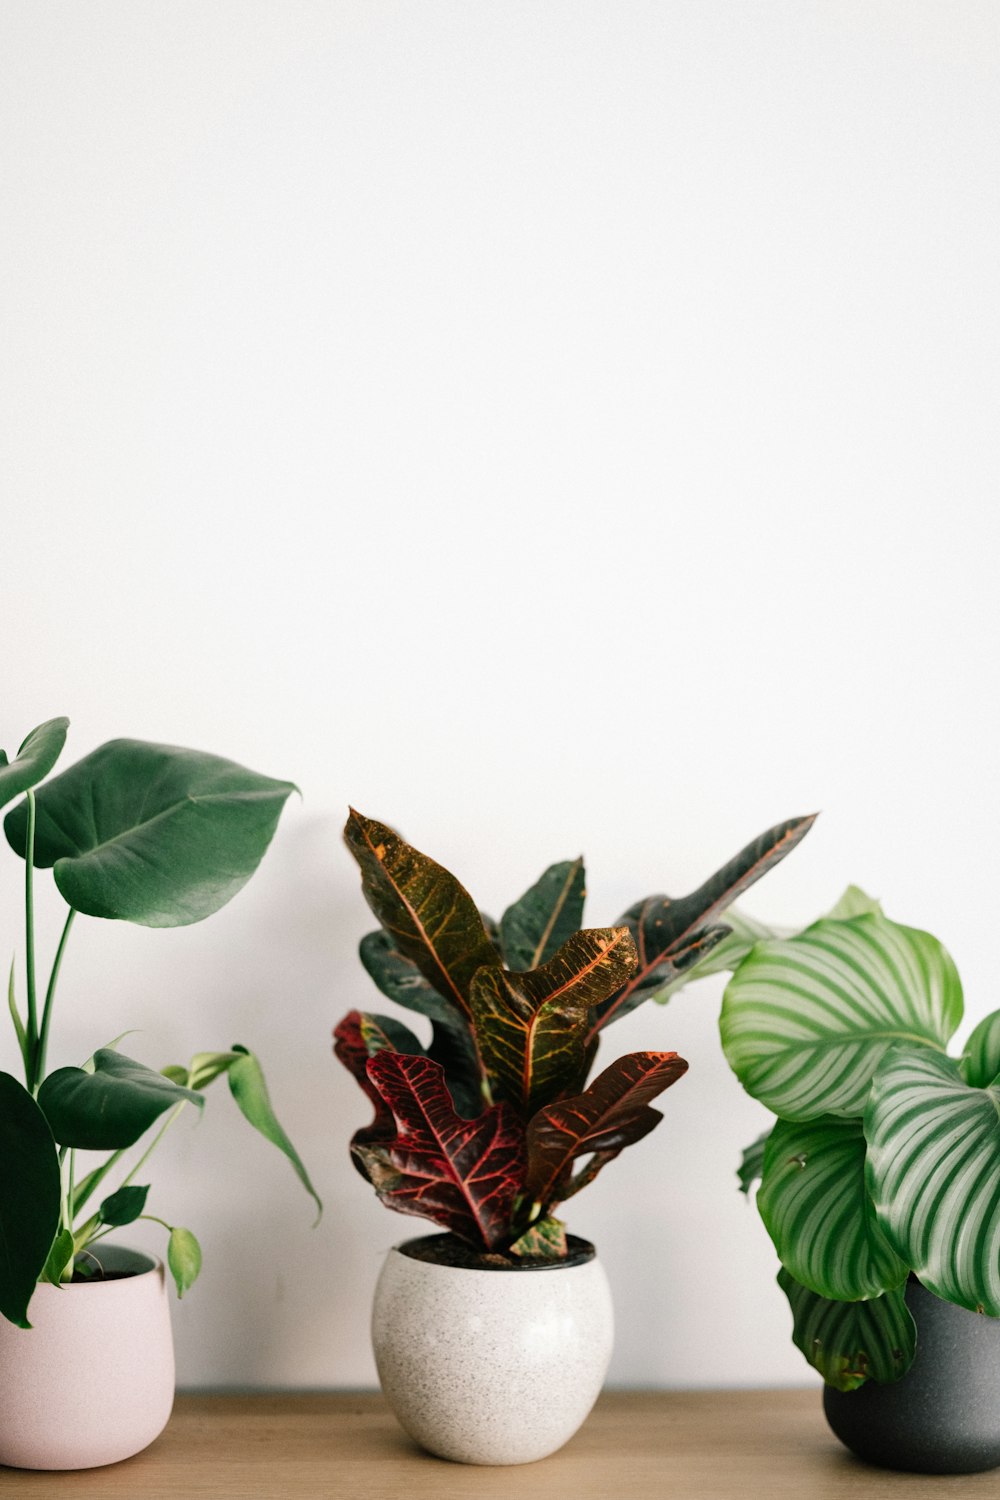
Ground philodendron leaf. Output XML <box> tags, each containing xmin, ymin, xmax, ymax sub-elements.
<box><xmin>960</xmin><ymin>1009</ymin><xmax>1000</xmax><ymax>1088</ymax></box>
<box><xmin>228</xmin><ymin>1047</ymin><xmax>322</xmax><ymax>1221</ymax></box>
<box><xmin>720</xmin><ymin>914</ymin><xmax>962</xmax><ymax>1121</ymax></box>
<box><xmin>500</xmin><ymin>859</ymin><xmax>587</xmax><ymax>971</ymax></box>
<box><xmin>167</xmin><ymin>1227</ymin><xmax>202</xmax><ymax>1297</ymax></box>
<box><xmin>98</xmin><ymin>1184</ymin><xmax>150</xmax><ymax>1227</ymax></box>
<box><xmin>39</xmin><ymin>1229</ymin><xmax>76</xmax><ymax>1286</ymax></box>
<box><xmin>361</xmin><ymin>1052</ymin><xmax>526</xmax><ymax>1250</ymax></box>
<box><xmin>0</xmin><ymin>1074</ymin><xmax>62</xmax><ymax>1325</ymax></box>
<box><xmin>509</xmin><ymin>1216</ymin><xmax>568</xmax><ymax>1259</ymax></box>
<box><xmin>525</xmin><ymin>1050</ymin><xmax>688</xmax><ymax>1211</ymax></box>
<box><xmin>758</xmin><ymin>1117</ymin><xmax>908</xmax><ymax>1301</ymax></box>
<box><xmin>0</xmin><ymin>717</ymin><xmax>69</xmax><ymax>811</ymax></box>
<box><xmin>471</xmin><ymin>927</ymin><xmax>638</xmax><ymax>1117</ymax></box>
<box><xmin>344</xmin><ymin>811</ymin><xmax>500</xmax><ymax>1020</ymax></box>
<box><xmin>5</xmin><ymin>739</ymin><xmax>296</xmax><ymax>926</ymax></box>
<box><xmin>38</xmin><ymin>1049</ymin><xmax>203</xmax><ymax>1149</ymax></box>
<box><xmin>866</xmin><ymin>1047</ymin><xmax>1000</xmax><ymax>1315</ymax></box>
<box><xmin>778</xmin><ymin>1268</ymin><xmax>916</xmax><ymax>1391</ymax></box>
<box><xmin>737</xmin><ymin>1129</ymin><xmax>771</xmax><ymax>1196</ymax></box>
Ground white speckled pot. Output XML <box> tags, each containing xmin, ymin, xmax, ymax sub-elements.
<box><xmin>0</xmin><ymin>1246</ymin><xmax>175</xmax><ymax>1471</ymax></box>
<box><xmin>372</xmin><ymin>1235</ymin><xmax>614</xmax><ymax>1465</ymax></box>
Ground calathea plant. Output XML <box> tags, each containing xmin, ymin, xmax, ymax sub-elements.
<box><xmin>334</xmin><ymin>808</ymin><xmax>814</xmax><ymax>1259</ymax></box>
<box><xmin>0</xmin><ymin>718</ymin><xmax>320</xmax><ymax>1329</ymax></box>
<box><xmin>720</xmin><ymin>889</ymin><xmax>1000</xmax><ymax>1390</ymax></box>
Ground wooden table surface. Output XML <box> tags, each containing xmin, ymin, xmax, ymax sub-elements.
<box><xmin>1</xmin><ymin>1389</ymin><xmax>996</xmax><ymax>1498</ymax></box>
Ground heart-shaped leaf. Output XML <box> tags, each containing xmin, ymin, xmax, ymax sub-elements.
<box><xmin>500</xmin><ymin>859</ymin><xmax>586</xmax><ymax>971</ymax></box>
<box><xmin>0</xmin><ymin>718</ymin><xmax>69</xmax><ymax>811</ymax></box>
<box><xmin>0</xmin><ymin>1072</ymin><xmax>62</xmax><ymax>1326</ymax></box>
<box><xmin>344</xmin><ymin>811</ymin><xmax>500</xmax><ymax>1020</ymax></box>
<box><xmin>228</xmin><ymin>1046</ymin><xmax>322</xmax><ymax>1221</ymax></box>
<box><xmin>361</xmin><ymin>1052</ymin><xmax>526</xmax><ymax>1249</ymax></box>
<box><xmin>5</xmin><ymin>739</ymin><xmax>296</xmax><ymax>927</ymax></box>
<box><xmin>961</xmin><ymin>1008</ymin><xmax>1000</xmax><ymax>1088</ymax></box>
<box><xmin>98</xmin><ymin>1183</ymin><xmax>150</xmax><ymax>1227</ymax></box>
<box><xmin>526</xmin><ymin>1050</ymin><xmax>688</xmax><ymax>1210</ymax></box>
<box><xmin>471</xmin><ymin>927</ymin><xmax>638</xmax><ymax>1117</ymax></box>
<box><xmin>778</xmin><ymin>1268</ymin><xmax>916</xmax><ymax>1390</ymax></box>
<box><xmin>38</xmin><ymin>1049</ymin><xmax>203</xmax><ymax>1149</ymax></box>
<box><xmin>720</xmin><ymin>914</ymin><xmax>962</xmax><ymax>1120</ymax></box>
<box><xmin>167</xmin><ymin>1226</ymin><xmax>202</xmax><ymax>1297</ymax></box>
<box><xmin>758</xmin><ymin>1117</ymin><xmax>908</xmax><ymax>1301</ymax></box>
<box><xmin>866</xmin><ymin>1047</ymin><xmax>1000</xmax><ymax>1315</ymax></box>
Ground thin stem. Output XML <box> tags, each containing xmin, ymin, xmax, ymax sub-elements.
<box><xmin>24</xmin><ymin>790</ymin><xmax>38</xmax><ymax>1090</ymax></box>
<box><xmin>72</xmin><ymin>1151</ymin><xmax>126</xmax><ymax>1216</ymax></box>
<box><xmin>119</xmin><ymin>1101</ymin><xmax>187</xmax><ymax>1190</ymax></box>
<box><xmin>35</xmin><ymin>908</ymin><xmax>76</xmax><ymax>1083</ymax></box>
<box><xmin>67</xmin><ymin>1150</ymin><xmax>76</xmax><ymax>1237</ymax></box>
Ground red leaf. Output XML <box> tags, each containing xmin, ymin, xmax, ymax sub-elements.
<box><xmin>333</xmin><ymin>1011</ymin><xmax>397</xmax><ymax>1148</ymax></box>
<box><xmin>365</xmin><ymin>1052</ymin><xmax>526</xmax><ymax>1249</ymax></box>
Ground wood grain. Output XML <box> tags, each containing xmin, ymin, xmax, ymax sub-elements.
<box><xmin>1</xmin><ymin>1389</ymin><xmax>996</xmax><ymax>1498</ymax></box>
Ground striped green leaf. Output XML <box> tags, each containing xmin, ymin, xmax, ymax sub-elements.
<box><xmin>865</xmin><ymin>1047</ymin><xmax>1000</xmax><ymax>1315</ymax></box>
<box><xmin>737</xmin><ymin>1128</ymin><xmax>770</xmax><ymax>1196</ymax></box>
<box><xmin>961</xmin><ymin>1008</ymin><xmax>1000</xmax><ymax>1087</ymax></box>
<box><xmin>720</xmin><ymin>914</ymin><xmax>962</xmax><ymax>1121</ymax></box>
<box><xmin>778</xmin><ymin>1268</ymin><xmax>916</xmax><ymax>1390</ymax></box>
<box><xmin>759</xmin><ymin>1118</ymin><xmax>907</xmax><ymax>1300</ymax></box>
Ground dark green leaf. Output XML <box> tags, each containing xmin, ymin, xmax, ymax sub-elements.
<box><xmin>778</xmin><ymin>1267</ymin><xmax>916</xmax><ymax>1390</ymax></box>
<box><xmin>167</xmin><ymin>1226</ymin><xmax>202</xmax><ymax>1297</ymax></box>
<box><xmin>500</xmin><ymin>859</ymin><xmax>586</xmax><ymax>970</ymax></box>
<box><xmin>5</xmin><ymin>739</ymin><xmax>296</xmax><ymax>927</ymax></box>
<box><xmin>0</xmin><ymin>1072</ymin><xmax>61</xmax><ymax>1326</ymax></box>
<box><xmin>38</xmin><ymin>1229</ymin><xmax>75</xmax><ymax>1287</ymax></box>
<box><xmin>961</xmin><ymin>1008</ymin><xmax>1000</xmax><ymax>1088</ymax></box>
<box><xmin>38</xmin><ymin>1049</ymin><xmax>203</xmax><ymax>1149</ymax></box>
<box><xmin>228</xmin><ymin>1047</ymin><xmax>322</xmax><ymax>1221</ymax></box>
<box><xmin>98</xmin><ymin>1184</ymin><xmax>150</xmax><ymax>1227</ymax></box>
<box><xmin>0</xmin><ymin>717</ymin><xmax>69</xmax><ymax>812</ymax></box>
<box><xmin>737</xmin><ymin>1129</ymin><xmax>770</xmax><ymax>1196</ymax></box>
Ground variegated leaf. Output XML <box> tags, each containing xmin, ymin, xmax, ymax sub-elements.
<box><xmin>778</xmin><ymin>1268</ymin><xmax>916</xmax><ymax>1390</ymax></box>
<box><xmin>759</xmin><ymin>1118</ymin><xmax>907</xmax><ymax>1301</ymax></box>
<box><xmin>500</xmin><ymin>858</ymin><xmax>586</xmax><ymax>971</ymax></box>
<box><xmin>720</xmin><ymin>914</ymin><xmax>962</xmax><ymax>1121</ymax></box>
<box><xmin>737</xmin><ymin>1128</ymin><xmax>771</xmax><ymax>1196</ymax></box>
<box><xmin>961</xmin><ymin>1008</ymin><xmax>1000</xmax><ymax>1088</ymax></box>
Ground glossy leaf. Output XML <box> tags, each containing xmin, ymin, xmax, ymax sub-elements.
<box><xmin>593</xmin><ymin>814</ymin><xmax>816</xmax><ymax>1034</ymax></box>
<box><xmin>228</xmin><ymin>1047</ymin><xmax>322</xmax><ymax>1221</ymax></box>
<box><xmin>0</xmin><ymin>717</ymin><xmax>69</xmax><ymax>811</ymax></box>
<box><xmin>344</xmin><ymin>810</ymin><xmax>499</xmax><ymax>1019</ymax></box>
<box><xmin>363</xmin><ymin>1052</ymin><xmax>526</xmax><ymax>1249</ymax></box>
<box><xmin>526</xmin><ymin>1050</ymin><xmax>688</xmax><ymax>1209</ymax></box>
<box><xmin>167</xmin><ymin>1226</ymin><xmax>202</xmax><ymax>1297</ymax></box>
<box><xmin>5</xmin><ymin>739</ymin><xmax>296</xmax><ymax>926</ymax></box>
<box><xmin>720</xmin><ymin>914</ymin><xmax>962</xmax><ymax>1121</ymax></box>
<box><xmin>97</xmin><ymin>1184</ymin><xmax>150</xmax><ymax>1227</ymax></box>
<box><xmin>737</xmin><ymin>1129</ymin><xmax>770</xmax><ymax>1196</ymax></box>
<box><xmin>38</xmin><ymin>1049</ymin><xmax>203</xmax><ymax>1150</ymax></box>
<box><xmin>471</xmin><ymin>927</ymin><xmax>638</xmax><ymax>1117</ymax></box>
<box><xmin>334</xmin><ymin>1010</ymin><xmax>404</xmax><ymax>1149</ymax></box>
<box><xmin>865</xmin><ymin>1047</ymin><xmax>1000</xmax><ymax>1315</ymax></box>
<box><xmin>0</xmin><ymin>1073</ymin><xmax>61</xmax><ymax>1325</ymax></box>
<box><xmin>759</xmin><ymin>1117</ymin><xmax>907</xmax><ymax>1301</ymax></box>
<box><xmin>778</xmin><ymin>1268</ymin><xmax>916</xmax><ymax>1390</ymax></box>
<box><xmin>39</xmin><ymin>1229</ymin><xmax>75</xmax><ymax>1286</ymax></box>
<box><xmin>961</xmin><ymin>1008</ymin><xmax>1000</xmax><ymax>1087</ymax></box>
<box><xmin>509</xmin><ymin>1216</ymin><xmax>568</xmax><ymax>1259</ymax></box>
<box><xmin>500</xmin><ymin>859</ymin><xmax>586</xmax><ymax>970</ymax></box>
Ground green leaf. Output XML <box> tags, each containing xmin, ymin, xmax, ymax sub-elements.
<box><xmin>97</xmin><ymin>1184</ymin><xmax>150</xmax><ymax>1227</ymax></box>
<box><xmin>186</xmin><ymin>1051</ymin><xmax>243</xmax><ymax>1090</ymax></box>
<box><xmin>737</xmin><ymin>1129</ymin><xmax>770</xmax><ymax>1196</ymax></box>
<box><xmin>0</xmin><ymin>1072</ymin><xmax>62</xmax><ymax>1326</ymax></box>
<box><xmin>38</xmin><ymin>1049</ymin><xmax>203</xmax><ymax>1149</ymax></box>
<box><xmin>720</xmin><ymin>914</ymin><xmax>962</xmax><ymax>1120</ymax></box>
<box><xmin>471</xmin><ymin>927</ymin><xmax>638</xmax><ymax>1116</ymax></box>
<box><xmin>865</xmin><ymin>1047</ymin><xmax>1000</xmax><ymax>1315</ymax></box>
<box><xmin>39</xmin><ymin>1228</ymin><xmax>76</xmax><ymax>1286</ymax></box>
<box><xmin>5</xmin><ymin>739</ymin><xmax>296</xmax><ymax>927</ymax></box>
<box><xmin>500</xmin><ymin>859</ymin><xmax>586</xmax><ymax>970</ymax></box>
<box><xmin>778</xmin><ymin>1267</ymin><xmax>916</xmax><ymax>1390</ymax></box>
<box><xmin>758</xmin><ymin>1117</ymin><xmax>908</xmax><ymax>1301</ymax></box>
<box><xmin>961</xmin><ymin>1008</ymin><xmax>1000</xmax><ymax>1087</ymax></box>
<box><xmin>824</xmin><ymin>885</ymin><xmax>884</xmax><ymax>921</ymax></box>
<box><xmin>0</xmin><ymin>717</ymin><xmax>69</xmax><ymax>812</ymax></box>
<box><xmin>509</xmin><ymin>1216</ymin><xmax>568</xmax><ymax>1259</ymax></box>
<box><xmin>167</xmin><ymin>1226</ymin><xmax>202</xmax><ymax>1297</ymax></box>
<box><xmin>228</xmin><ymin>1047</ymin><xmax>322</xmax><ymax>1221</ymax></box>
<box><xmin>650</xmin><ymin>909</ymin><xmax>782</xmax><ymax>1006</ymax></box>
<box><xmin>7</xmin><ymin>958</ymin><xmax>27</xmax><ymax>1069</ymax></box>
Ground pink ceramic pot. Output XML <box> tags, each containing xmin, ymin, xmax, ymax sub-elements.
<box><xmin>0</xmin><ymin>1245</ymin><xmax>175</xmax><ymax>1470</ymax></box>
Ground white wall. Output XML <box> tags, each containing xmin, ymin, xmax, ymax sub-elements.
<box><xmin>2</xmin><ymin>1</ymin><xmax>997</xmax><ymax>1390</ymax></box>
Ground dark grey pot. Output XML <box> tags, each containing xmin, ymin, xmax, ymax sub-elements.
<box><xmin>823</xmin><ymin>1279</ymin><xmax>1000</xmax><ymax>1474</ymax></box>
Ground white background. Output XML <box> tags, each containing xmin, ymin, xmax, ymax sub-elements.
<box><xmin>2</xmin><ymin>1</ymin><xmax>997</xmax><ymax>1390</ymax></box>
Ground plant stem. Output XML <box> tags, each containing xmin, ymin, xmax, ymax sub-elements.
<box><xmin>118</xmin><ymin>1101</ymin><xmax>187</xmax><ymax>1190</ymax></box>
<box><xmin>35</xmin><ymin>907</ymin><xmax>76</xmax><ymax>1083</ymax></box>
<box><xmin>24</xmin><ymin>789</ymin><xmax>38</xmax><ymax>1090</ymax></box>
<box><xmin>67</xmin><ymin>1149</ymin><xmax>76</xmax><ymax>1236</ymax></box>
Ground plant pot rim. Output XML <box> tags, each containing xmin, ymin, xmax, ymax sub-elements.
<box><xmin>391</xmin><ymin>1232</ymin><xmax>598</xmax><ymax>1272</ymax></box>
<box><xmin>58</xmin><ymin>1243</ymin><xmax>162</xmax><ymax>1288</ymax></box>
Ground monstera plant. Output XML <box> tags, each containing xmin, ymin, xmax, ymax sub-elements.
<box><xmin>334</xmin><ymin>807</ymin><xmax>814</xmax><ymax>1258</ymax></box>
<box><xmin>721</xmin><ymin>890</ymin><xmax>1000</xmax><ymax>1392</ymax></box>
<box><xmin>0</xmin><ymin>717</ymin><xmax>320</xmax><ymax>1329</ymax></box>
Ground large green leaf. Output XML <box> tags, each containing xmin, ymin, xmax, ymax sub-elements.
<box><xmin>0</xmin><ymin>717</ymin><xmax>69</xmax><ymax>811</ymax></box>
<box><xmin>778</xmin><ymin>1268</ymin><xmax>916</xmax><ymax>1390</ymax></box>
<box><xmin>499</xmin><ymin>858</ymin><xmax>586</xmax><ymax>970</ymax></box>
<box><xmin>720</xmin><ymin>914</ymin><xmax>962</xmax><ymax>1120</ymax></box>
<box><xmin>865</xmin><ymin>1047</ymin><xmax>1000</xmax><ymax>1315</ymax></box>
<box><xmin>344</xmin><ymin>810</ymin><xmax>500</xmax><ymax>1019</ymax></box>
<box><xmin>961</xmin><ymin>1008</ymin><xmax>1000</xmax><ymax>1087</ymax></box>
<box><xmin>758</xmin><ymin>1117</ymin><xmax>907</xmax><ymax>1301</ymax></box>
<box><xmin>471</xmin><ymin>927</ymin><xmax>638</xmax><ymax>1117</ymax></box>
<box><xmin>0</xmin><ymin>1072</ymin><xmax>62</xmax><ymax>1326</ymax></box>
<box><xmin>4</xmin><ymin>739</ymin><xmax>296</xmax><ymax>926</ymax></box>
<box><xmin>228</xmin><ymin>1046</ymin><xmax>322</xmax><ymax>1221</ymax></box>
<box><xmin>38</xmin><ymin>1048</ymin><xmax>203</xmax><ymax>1149</ymax></box>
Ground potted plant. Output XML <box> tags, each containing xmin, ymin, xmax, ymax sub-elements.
<box><xmin>334</xmin><ymin>806</ymin><xmax>814</xmax><ymax>1465</ymax></box>
<box><xmin>0</xmin><ymin>718</ymin><xmax>321</xmax><ymax>1471</ymax></box>
<box><xmin>719</xmin><ymin>889</ymin><xmax>1000</xmax><ymax>1474</ymax></box>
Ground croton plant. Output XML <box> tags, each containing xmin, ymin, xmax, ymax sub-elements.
<box><xmin>334</xmin><ymin>808</ymin><xmax>814</xmax><ymax>1260</ymax></box>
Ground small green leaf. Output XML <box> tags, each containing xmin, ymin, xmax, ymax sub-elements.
<box><xmin>228</xmin><ymin>1047</ymin><xmax>322</xmax><ymax>1221</ymax></box>
<box><xmin>823</xmin><ymin>885</ymin><xmax>884</xmax><ymax>921</ymax></box>
<box><xmin>0</xmin><ymin>1072</ymin><xmax>62</xmax><ymax>1326</ymax></box>
<box><xmin>167</xmin><ymin>1226</ymin><xmax>202</xmax><ymax>1297</ymax></box>
<box><xmin>38</xmin><ymin>1049</ymin><xmax>203</xmax><ymax>1149</ymax></box>
<box><xmin>509</xmin><ymin>1216</ymin><xmax>568</xmax><ymax>1259</ymax></box>
<box><xmin>778</xmin><ymin>1267</ymin><xmax>916</xmax><ymax>1390</ymax></box>
<box><xmin>161</xmin><ymin>1065</ymin><xmax>190</xmax><ymax>1086</ymax></box>
<box><xmin>186</xmin><ymin>1051</ymin><xmax>243</xmax><ymax>1089</ymax></box>
<box><xmin>737</xmin><ymin>1129</ymin><xmax>770</xmax><ymax>1196</ymax></box>
<box><xmin>0</xmin><ymin>717</ymin><xmax>69</xmax><ymax>812</ymax></box>
<box><xmin>961</xmin><ymin>1008</ymin><xmax>1000</xmax><ymax>1088</ymax></box>
<box><xmin>98</xmin><ymin>1184</ymin><xmax>150</xmax><ymax>1227</ymax></box>
<box><xmin>39</xmin><ymin>1229</ymin><xmax>76</xmax><ymax>1286</ymax></box>
<box><xmin>7</xmin><ymin>958</ymin><xmax>27</xmax><ymax>1068</ymax></box>
<box><xmin>500</xmin><ymin>859</ymin><xmax>586</xmax><ymax>970</ymax></box>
